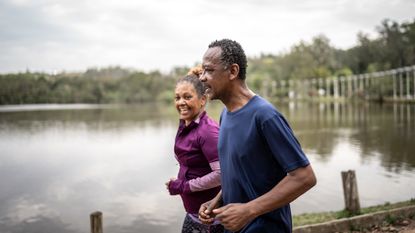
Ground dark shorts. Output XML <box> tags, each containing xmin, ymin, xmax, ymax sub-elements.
<box><xmin>181</xmin><ymin>214</ymin><xmax>224</xmax><ymax>233</ymax></box>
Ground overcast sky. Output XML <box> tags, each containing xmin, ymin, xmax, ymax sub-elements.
<box><xmin>0</xmin><ymin>0</ymin><xmax>414</xmax><ymax>74</ymax></box>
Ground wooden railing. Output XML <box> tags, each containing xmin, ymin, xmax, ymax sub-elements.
<box><xmin>260</xmin><ymin>65</ymin><xmax>415</xmax><ymax>101</ymax></box>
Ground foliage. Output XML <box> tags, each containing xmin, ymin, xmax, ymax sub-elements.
<box><xmin>1</xmin><ymin>18</ymin><xmax>414</xmax><ymax>104</ymax></box>
<box><xmin>0</xmin><ymin>68</ymin><xmax>177</xmax><ymax>104</ymax></box>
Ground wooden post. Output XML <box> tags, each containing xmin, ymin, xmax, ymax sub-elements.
<box><xmin>325</xmin><ymin>78</ymin><xmax>330</xmax><ymax>97</ymax></box>
<box><xmin>353</xmin><ymin>75</ymin><xmax>358</xmax><ymax>96</ymax></box>
<box><xmin>334</xmin><ymin>77</ymin><xmax>339</xmax><ymax>99</ymax></box>
<box><xmin>341</xmin><ymin>170</ymin><xmax>360</xmax><ymax>214</ymax></box>
<box><xmin>364</xmin><ymin>74</ymin><xmax>369</xmax><ymax>98</ymax></box>
<box><xmin>413</xmin><ymin>66</ymin><xmax>415</xmax><ymax>100</ymax></box>
<box><xmin>399</xmin><ymin>69</ymin><xmax>404</xmax><ymax>99</ymax></box>
<box><xmin>392</xmin><ymin>70</ymin><xmax>397</xmax><ymax>100</ymax></box>
<box><xmin>405</xmin><ymin>67</ymin><xmax>411</xmax><ymax>99</ymax></box>
<box><xmin>347</xmin><ymin>76</ymin><xmax>352</xmax><ymax>97</ymax></box>
<box><xmin>90</xmin><ymin>211</ymin><xmax>103</xmax><ymax>233</ymax></box>
<box><xmin>271</xmin><ymin>80</ymin><xmax>276</xmax><ymax>98</ymax></box>
<box><xmin>289</xmin><ymin>80</ymin><xmax>294</xmax><ymax>99</ymax></box>
<box><xmin>319</xmin><ymin>78</ymin><xmax>323</xmax><ymax>97</ymax></box>
<box><xmin>359</xmin><ymin>74</ymin><xmax>364</xmax><ymax>94</ymax></box>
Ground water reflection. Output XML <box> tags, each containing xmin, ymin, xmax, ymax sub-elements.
<box><xmin>0</xmin><ymin>105</ymin><xmax>182</xmax><ymax>233</ymax></box>
<box><xmin>279</xmin><ymin>102</ymin><xmax>415</xmax><ymax>171</ymax></box>
<box><xmin>275</xmin><ymin>101</ymin><xmax>415</xmax><ymax>214</ymax></box>
<box><xmin>0</xmin><ymin>102</ymin><xmax>414</xmax><ymax>233</ymax></box>
<box><xmin>0</xmin><ymin>104</ymin><xmax>179</xmax><ymax>133</ymax></box>
<box><xmin>106</xmin><ymin>213</ymin><xmax>182</xmax><ymax>233</ymax></box>
<box><xmin>0</xmin><ymin>215</ymin><xmax>78</xmax><ymax>233</ymax></box>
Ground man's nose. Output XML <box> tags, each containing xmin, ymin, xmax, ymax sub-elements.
<box><xmin>199</xmin><ymin>72</ymin><xmax>207</xmax><ymax>82</ymax></box>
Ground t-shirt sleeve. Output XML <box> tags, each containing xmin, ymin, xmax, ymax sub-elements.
<box><xmin>199</xmin><ymin>124</ymin><xmax>220</xmax><ymax>163</ymax></box>
<box><xmin>261</xmin><ymin>113</ymin><xmax>309</xmax><ymax>173</ymax></box>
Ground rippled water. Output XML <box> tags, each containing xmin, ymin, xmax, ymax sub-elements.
<box><xmin>0</xmin><ymin>101</ymin><xmax>414</xmax><ymax>233</ymax></box>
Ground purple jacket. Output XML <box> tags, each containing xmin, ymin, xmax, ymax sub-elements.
<box><xmin>172</xmin><ymin>111</ymin><xmax>221</xmax><ymax>214</ymax></box>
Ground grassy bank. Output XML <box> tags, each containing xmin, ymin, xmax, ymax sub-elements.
<box><xmin>293</xmin><ymin>199</ymin><xmax>415</xmax><ymax>227</ymax></box>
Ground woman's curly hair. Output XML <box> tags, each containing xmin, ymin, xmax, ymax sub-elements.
<box><xmin>187</xmin><ymin>65</ymin><xmax>203</xmax><ymax>77</ymax></box>
<box><xmin>176</xmin><ymin>65</ymin><xmax>206</xmax><ymax>98</ymax></box>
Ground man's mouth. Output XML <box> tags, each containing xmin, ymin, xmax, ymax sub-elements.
<box><xmin>205</xmin><ymin>87</ymin><xmax>212</xmax><ymax>94</ymax></box>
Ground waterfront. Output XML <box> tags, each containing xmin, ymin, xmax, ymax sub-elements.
<box><xmin>0</xmin><ymin>101</ymin><xmax>414</xmax><ymax>233</ymax></box>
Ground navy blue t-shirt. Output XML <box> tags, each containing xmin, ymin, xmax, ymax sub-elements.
<box><xmin>218</xmin><ymin>95</ymin><xmax>310</xmax><ymax>233</ymax></box>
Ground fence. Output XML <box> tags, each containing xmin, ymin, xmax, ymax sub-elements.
<box><xmin>262</xmin><ymin>65</ymin><xmax>415</xmax><ymax>101</ymax></box>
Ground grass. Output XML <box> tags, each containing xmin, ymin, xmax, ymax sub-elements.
<box><xmin>293</xmin><ymin>198</ymin><xmax>415</xmax><ymax>227</ymax></box>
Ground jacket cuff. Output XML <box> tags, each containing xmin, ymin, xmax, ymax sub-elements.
<box><xmin>182</xmin><ymin>181</ymin><xmax>192</xmax><ymax>194</ymax></box>
<box><xmin>168</xmin><ymin>179</ymin><xmax>184</xmax><ymax>195</ymax></box>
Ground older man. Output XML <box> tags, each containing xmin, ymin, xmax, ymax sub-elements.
<box><xmin>198</xmin><ymin>39</ymin><xmax>317</xmax><ymax>233</ymax></box>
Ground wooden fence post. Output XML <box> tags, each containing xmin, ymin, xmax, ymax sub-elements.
<box><xmin>341</xmin><ymin>170</ymin><xmax>361</xmax><ymax>214</ymax></box>
<box><xmin>90</xmin><ymin>211</ymin><xmax>103</xmax><ymax>233</ymax></box>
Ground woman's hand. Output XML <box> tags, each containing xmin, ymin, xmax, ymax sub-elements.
<box><xmin>165</xmin><ymin>177</ymin><xmax>176</xmax><ymax>191</ymax></box>
<box><xmin>165</xmin><ymin>178</ymin><xmax>191</xmax><ymax>195</ymax></box>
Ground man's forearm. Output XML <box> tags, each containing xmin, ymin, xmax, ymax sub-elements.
<box><xmin>246</xmin><ymin>165</ymin><xmax>316</xmax><ymax>218</ymax></box>
<box><xmin>209</xmin><ymin>190</ymin><xmax>223</xmax><ymax>209</ymax></box>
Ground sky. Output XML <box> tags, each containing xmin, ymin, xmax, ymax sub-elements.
<box><xmin>0</xmin><ymin>0</ymin><xmax>414</xmax><ymax>74</ymax></box>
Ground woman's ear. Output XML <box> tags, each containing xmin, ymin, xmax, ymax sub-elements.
<box><xmin>229</xmin><ymin>63</ymin><xmax>240</xmax><ymax>81</ymax></box>
<box><xmin>201</xmin><ymin>95</ymin><xmax>207</xmax><ymax>107</ymax></box>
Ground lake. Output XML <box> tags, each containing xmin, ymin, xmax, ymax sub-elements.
<box><xmin>0</xmin><ymin>101</ymin><xmax>414</xmax><ymax>233</ymax></box>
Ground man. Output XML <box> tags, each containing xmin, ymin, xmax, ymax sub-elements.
<box><xmin>198</xmin><ymin>39</ymin><xmax>317</xmax><ymax>233</ymax></box>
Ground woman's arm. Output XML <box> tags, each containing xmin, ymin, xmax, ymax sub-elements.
<box><xmin>188</xmin><ymin>161</ymin><xmax>221</xmax><ymax>191</ymax></box>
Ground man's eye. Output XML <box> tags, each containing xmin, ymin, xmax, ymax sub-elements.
<box><xmin>184</xmin><ymin>96</ymin><xmax>192</xmax><ymax>100</ymax></box>
<box><xmin>203</xmin><ymin>68</ymin><xmax>214</xmax><ymax>74</ymax></box>
<box><xmin>175</xmin><ymin>97</ymin><xmax>180</xmax><ymax>101</ymax></box>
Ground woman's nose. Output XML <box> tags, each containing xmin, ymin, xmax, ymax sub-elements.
<box><xmin>178</xmin><ymin>98</ymin><xmax>186</xmax><ymax>105</ymax></box>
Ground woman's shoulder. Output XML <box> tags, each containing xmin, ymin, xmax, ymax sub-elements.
<box><xmin>200</xmin><ymin>112</ymin><xmax>219</xmax><ymax>128</ymax></box>
<box><xmin>197</xmin><ymin>113</ymin><xmax>219</xmax><ymax>138</ymax></box>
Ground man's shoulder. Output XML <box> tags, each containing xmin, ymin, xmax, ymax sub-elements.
<box><xmin>251</xmin><ymin>96</ymin><xmax>280</xmax><ymax>118</ymax></box>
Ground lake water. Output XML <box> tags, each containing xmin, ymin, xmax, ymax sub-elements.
<box><xmin>0</xmin><ymin>101</ymin><xmax>414</xmax><ymax>233</ymax></box>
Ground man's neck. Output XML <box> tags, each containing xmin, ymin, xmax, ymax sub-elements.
<box><xmin>222</xmin><ymin>82</ymin><xmax>255</xmax><ymax>112</ymax></box>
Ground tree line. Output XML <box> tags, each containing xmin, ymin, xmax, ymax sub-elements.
<box><xmin>1</xmin><ymin>18</ymin><xmax>414</xmax><ymax>105</ymax></box>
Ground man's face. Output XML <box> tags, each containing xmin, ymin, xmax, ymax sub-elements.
<box><xmin>200</xmin><ymin>47</ymin><xmax>229</xmax><ymax>101</ymax></box>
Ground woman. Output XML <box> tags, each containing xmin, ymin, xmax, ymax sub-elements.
<box><xmin>166</xmin><ymin>67</ymin><xmax>223</xmax><ymax>233</ymax></box>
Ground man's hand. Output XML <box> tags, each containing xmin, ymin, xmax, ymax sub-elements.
<box><xmin>198</xmin><ymin>191</ymin><xmax>222</xmax><ymax>225</ymax></box>
<box><xmin>212</xmin><ymin>203</ymin><xmax>255</xmax><ymax>232</ymax></box>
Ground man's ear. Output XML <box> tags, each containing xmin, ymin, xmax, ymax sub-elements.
<box><xmin>229</xmin><ymin>64</ymin><xmax>240</xmax><ymax>81</ymax></box>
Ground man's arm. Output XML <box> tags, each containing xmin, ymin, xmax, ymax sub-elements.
<box><xmin>198</xmin><ymin>190</ymin><xmax>222</xmax><ymax>224</ymax></box>
<box><xmin>213</xmin><ymin>164</ymin><xmax>316</xmax><ymax>232</ymax></box>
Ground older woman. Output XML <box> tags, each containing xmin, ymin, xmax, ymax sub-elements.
<box><xmin>166</xmin><ymin>67</ymin><xmax>223</xmax><ymax>233</ymax></box>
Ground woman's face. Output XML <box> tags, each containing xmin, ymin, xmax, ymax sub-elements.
<box><xmin>175</xmin><ymin>82</ymin><xmax>206</xmax><ymax>125</ymax></box>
